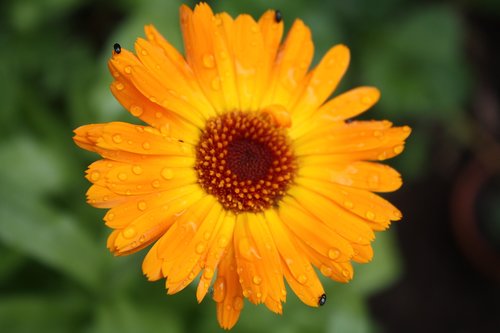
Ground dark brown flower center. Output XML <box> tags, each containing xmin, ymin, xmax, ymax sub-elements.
<box><xmin>195</xmin><ymin>111</ymin><xmax>296</xmax><ymax>213</ymax></box>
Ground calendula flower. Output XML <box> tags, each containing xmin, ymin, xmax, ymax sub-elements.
<box><xmin>74</xmin><ymin>3</ymin><xmax>410</xmax><ymax>329</ymax></box>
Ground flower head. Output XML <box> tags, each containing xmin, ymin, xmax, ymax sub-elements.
<box><xmin>74</xmin><ymin>3</ymin><xmax>410</xmax><ymax>329</ymax></box>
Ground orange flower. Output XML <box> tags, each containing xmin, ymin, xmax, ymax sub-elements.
<box><xmin>74</xmin><ymin>3</ymin><xmax>410</xmax><ymax>329</ymax></box>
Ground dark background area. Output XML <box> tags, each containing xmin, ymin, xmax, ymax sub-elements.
<box><xmin>0</xmin><ymin>0</ymin><xmax>499</xmax><ymax>332</ymax></box>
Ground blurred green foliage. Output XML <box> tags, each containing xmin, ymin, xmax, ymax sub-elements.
<box><xmin>0</xmin><ymin>0</ymin><xmax>486</xmax><ymax>332</ymax></box>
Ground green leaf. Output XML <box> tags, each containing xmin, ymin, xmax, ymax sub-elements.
<box><xmin>0</xmin><ymin>294</ymin><xmax>87</xmax><ymax>333</ymax></box>
<box><xmin>0</xmin><ymin>187</ymin><xmax>103</xmax><ymax>290</ymax></box>
<box><xmin>90</xmin><ymin>296</ymin><xmax>183</xmax><ymax>333</ymax></box>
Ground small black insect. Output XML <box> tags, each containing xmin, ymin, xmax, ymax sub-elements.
<box><xmin>274</xmin><ymin>10</ymin><xmax>282</xmax><ymax>23</ymax></box>
<box><xmin>318</xmin><ymin>293</ymin><xmax>327</xmax><ymax>306</ymax></box>
<box><xmin>113</xmin><ymin>43</ymin><xmax>121</xmax><ymax>54</ymax></box>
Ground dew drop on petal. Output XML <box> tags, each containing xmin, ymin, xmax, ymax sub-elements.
<box><xmin>90</xmin><ymin>171</ymin><xmax>100</xmax><ymax>181</ymax></box>
<box><xmin>151</xmin><ymin>180</ymin><xmax>161</xmax><ymax>188</ymax></box>
<box><xmin>203</xmin><ymin>231</ymin><xmax>211</xmax><ymax>240</ymax></box>
<box><xmin>328</xmin><ymin>248</ymin><xmax>340</xmax><ymax>260</ymax></box>
<box><xmin>137</xmin><ymin>201</ymin><xmax>147</xmax><ymax>211</ymax></box>
<box><xmin>142</xmin><ymin>142</ymin><xmax>151</xmax><ymax>150</ymax></box>
<box><xmin>106</xmin><ymin>213</ymin><xmax>115</xmax><ymax>221</ymax></box>
<box><xmin>233</xmin><ymin>296</ymin><xmax>244</xmax><ymax>310</ymax></box>
<box><xmin>130</xmin><ymin>105</ymin><xmax>144</xmax><ymax>116</ymax></box>
<box><xmin>252</xmin><ymin>275</ymin><xmax>262</xmax><ymax>285</ymax></box>
<box><xmin>211</xmin><ymin>77</ymin><xmax>221</xmax><ymax>91</ymax></box>
<box><xmin>112</xmin><ymin>134</ymin><xmax>123</xmax><ymax>143</ymax></box>
<box><xmin>161</xmin><ymin>168</ymin><xmax>174</xmax><ymax>180</ymax></box>
<box><xmin>195</xmin><ymin>242</ymin><xmax>206</xmax><ymax>254</ymax></box>
<box><xmin>118</xmin><ymin>172</ymin><xmax>128</xmax><ymax>181</ymax></box>
<box><xmin>218</xmin><ymin>236</ymin><xmax>229</xmax><ymax>247</ymax></box>
<box><xmin>343</xmin><ymin>200</ymin><xmax>354</xmax><ymax>209</ymax></box>
<box><xmin>366</xmin><ymin>211</ymin><xmax>375</xmax><ymax>220</ymax></box>
<box><xmin>298</xmin><ymin>274</ymin><xmax>308</xmax><ymax>284</ymax></box>
<box><xmin>320</xmin><ymin>265</ymin><xmax>332</xmax><ymax>276</ymax></box>
<box><xmin>124</xmin><ymin>66</ymin><xmax>132</xmax><ymax>74</ymax></box>
<box><xmin>123</xmin><ymin>227</ymin><xmax>137</xmax><ymax>239</ymax></box>
<box><xmin>202</xmin><ymin>54</ymin><xmax>215</xmax><ymax>68</ymax></box>
<box><xmin>393</xmin><ymin>145</ymin><xmax>404</xmax><ymax>154</ymax></box>
<box><xmin>132</xmin><ymin>165</ymin><xmax>143</xmax><ymax>175</ymax></box>
<box><xmin>213</xmin><ymin>278</ymin><xmax>226</xmax><ymax>302</ymax></box>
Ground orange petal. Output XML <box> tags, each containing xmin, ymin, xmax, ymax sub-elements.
<box><xmin>134</xmin><ymin>37</ymin><xmax>215</xmax><ymax>118</ymax></box>
<box><xmin>155</xmin><ymin>195</ymin><xmax>215</xmax><ymax>286</ymax></box>
<box><xmin>297</xmin><ymin>161</ymin><xmax>402</xmax><ymax>193</ymax></box>
<box><xmin>278</xmin><ymin>197</ymin><xmax>354</xmax><ymax>263</ymax></box>
<box><xmin>262</xmin><ymin>19</ymin><xmax>314</xmax><ymax>108</ymax></box>
<box><xmin>73</xmin><ymin>122</ymin><xmax>194</xmax><ymax>161</ymax></box>
<box><xmin>85</xmin><ymin>160</ymin><xmax>196</xmax><ymax>196</ymax></box>
<box><xmin>291</xmin><ymin>44</ymin><xmax>350</xmax><ymax>120</ymax></box>
<box><xmin>316</xmin><ymin>86</ymin><xmax>381</xmax><ymax>121</ymax></box>
<box><xmin>287</xmin><ymin>186</ymin><xmax>375</xmax><ymax>245</ymax></box>
<box><xmin>196</xmin><ymin>211</ymin><xmax>236</xmax><ymax>303</ymax></box>
<box><xmin>166</xmin><ymin>202</ymin><xmax>224</xmax><ymax>294</ymax></box>
<box><xmin>233</xmin><ymin>213</ymin><xmax>285</xmax><ymax>309</ymax></box>
<box><xmin>294</xmin><ymin>121</ymin><xmax>412</xmax><ymax>161</ymax></box>
<box><xmin>264</xmin><ymin>209</ymin><xmax>324</xmax><ymax>307</ymax></box>
<box><xmin>295</xmin><ymin>177</ymin><xmax>402</xmax><ymax>231</ymax></box>
<box><xmin>213</xmin><ymin>244</ymin><xmax>243</xmax><ymax>330</ymax></box>
<box><xmin>142</xmin><ymin>241</ymin><xmax>164</xmax><ymax>281</ymax></box>
<box><xmin>86</xmin><ymin>184</ymin><xmax>128</xmax><ymax>208</ymax></box>
<box><xmin>103</xmin><ymin>184</ymin><xmax>202</xmax><ymax>229</ymax></box>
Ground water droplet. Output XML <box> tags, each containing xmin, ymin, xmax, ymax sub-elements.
<box><xmin>393</xmin><ymin>145</ymin><xmax>404</xmax><ymax>154</ymax></box>
<box><xmin>252</xmin><ymin>275</ymin><xmax>262</xmax><ymax>285</ymax></box>
<box><xmin>233</xmin><ymin>296</ymin><xmax>244</xmax><ymax>310</ymax></box>
<box><xmin>123</xmin><ymin>227</ymin><xmax>137</xmax><ymax>239</ymax></box>
<box><xmin>320</xmin><ymin>265</ymin><xmax>332</xmax><ymax>276</ymax></box>
<box><xmin>196</xmin><ymin>242</ymin><xmax>206</xmax><ymax>254</ymax></box>
<box><xmin>203</xmin><ymin>231</ymin><xmax>211</xmax><ymax>240</ymax></box>
<box><xmin>139</xmin><ymin>235</ymin><xmax>146</xmax><ymax>243</ymax></box>
<box><xmin>211</xmin><ymin>77</ymin><xmax>221</xmax><ymax>90</ymax></box>
<box><xmin>137</xmin><ymin>201</ymin><xmax>147</xmax><ymax>211</ymax></box>
<box><xmin>218</xmin><ymin>236</ymin><xmax>229</xmax><ymax>247</ymax></box>
<box><xmin>367</xmin><ymin>173</ymin><xmax>380</xmax><ymax>188</ymax></box>
<box><xmin>115</xmin><ymin>82</ymin><xmax>124</xmax><ymax>91</ymax></box>
<box><xmin>141</xmin><ymin>49</ymin><xmax>148</xmax><ymax>56</ymax></box>
<box><xmin>328</xmin><ymin>248</ymin><xmax>340</xmax><ymax>260</ymax></box>
<box><xmin>377</xmin><ymin>152</ymin><xmax>387</xmax><ymax>160</ymax></box>
<box><xmin>124</xmin><ymin>66</ymin><xmax>132</xmax><ymax>74</ymax></box>
<box><xmin>213</xmin><ymin>278</ymin><xmax>226</xmax><ymax>302</ymax></box>
<box><xmin>106</xmin><ymin>213</ymin><xmax>115</xmax><ymax>221</ymax></box>
<box><xmin>238</xmin><ymin>237</ymin><xmax>258</xmax><ymax>261</ymax></box>
<box><xmin>161</xmin><ymin>168</ymin><xmax>174</xmax><ymax>180</ymax></box>
<box><xmin>343</xmin><ymin>200</ymin><xmax>354</xmax><ymax>209</ymax></box>
<box><xmin>112</xmin><ymin>134</ymin><xmax>122</xmax><ymax>143</ymax></box>
<box><xmin>342</xmin><ymin>269</ymin><xmax>351</xmax><ymax>278</ymax></box>
<box><xmin>130</xmin><ymin>105</ymin><xmax>143</xmax><ymax>116</ymax></box>
<box><xmin>149</xmin><ymin>96</ymin><xmax>157</xmax><ymax>103</ymax></box>
<box><xmin>361</xmin><ymin>95</ymin><xmax>372</xmax><ymax>105</ymax></box>
<box><xmin>242</xmin><ymin>289</ymin><xmax>250</xmax><ymax>298</ymax></box>
<box><xmin>202</xmin><ymin>54</ymin><xmax>215</xmax><ymax>68</ymax></box>
<box><xmin>298</xmin><ymin>274</ymin><xmax>308</xmax><ymax>284</ymax></box>
<box><xmin>90</xmin><ymin>171</ymin><xmax>100</xmax><ymax>181</ymax></box>
<box><xmin>204</xmin><ymin>268</ymin><xmax>214</xmax><ymax>279</ymax></box>
<box><xmin>281</xmin><ymin>289</ymin><xmax>287</xmax><ymax>297</ymax></box>
<box><xmin>142</xmin><ymin>142</ymin><xmax>151</xmax><ymax>150</ymax></box>
<box><xmin>365</xmin><ymin>211</ymin><xmax>375</xmax><ymax>220</ymax></box>
<box><xmin>118</xmin><ymin>172</ymin><xmax>128</xmax><ymax>181</ymax></box>
<box><xmin>132</xmin><ymin>165</ymin><xmax>143</xmax><ymax>175</ymax></box>
<box><xmin>152</xmin><ymin>180</ymin><xmax>161</xmax><ymax>188</ymax></box>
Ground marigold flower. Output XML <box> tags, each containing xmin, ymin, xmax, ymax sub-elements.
<box><xmin>74</xmin><ymin>3</ymin><xmax>411</xmax><ymax>329</ymax></box>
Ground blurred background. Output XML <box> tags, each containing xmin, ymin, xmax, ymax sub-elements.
<box><xmin>0</xmin><ymin>0</ymin><xmax>499</xmax><ymax>332</ymax></box>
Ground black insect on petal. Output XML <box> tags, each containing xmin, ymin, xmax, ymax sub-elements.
<box><xmin>318</xmin><ymin>293</ymin><xmax>327</xmax><ymax>306</ymax></box>
<box><xmin>274</xmin><ymin>10</ymin><xmax>282</xmax><ymax>23</ymax></box>
<box><xmin>113</xmin><ymin>43</ymin><xmax>121</xmax><ymax>54</ymax></box>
